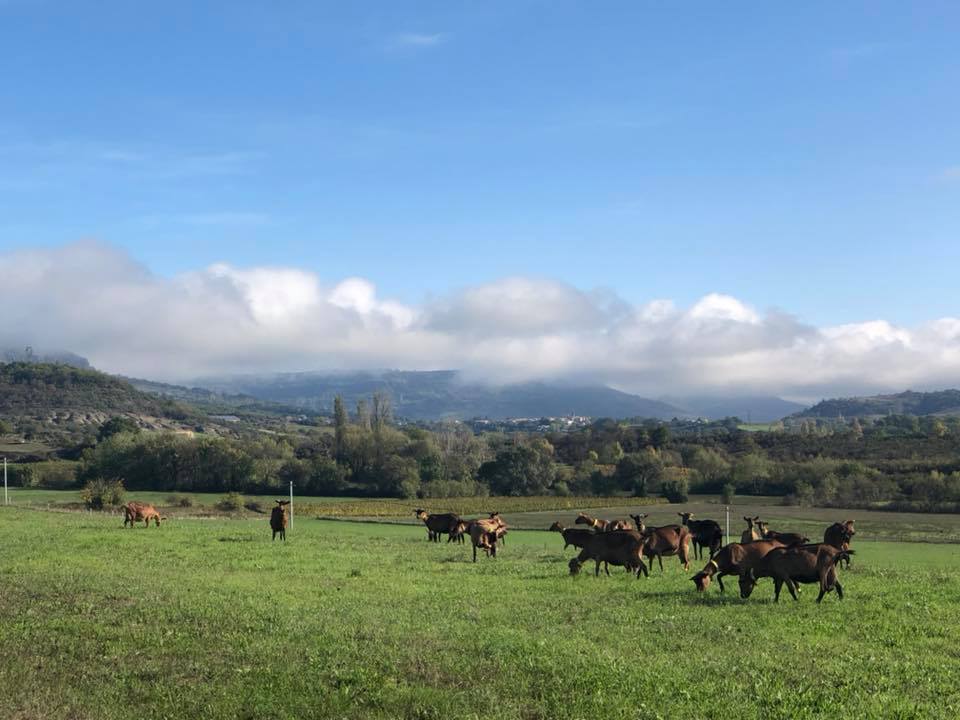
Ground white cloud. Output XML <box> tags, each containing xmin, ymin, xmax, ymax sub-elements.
<box><xmin>2</xmin><ymin>241</ymin><xmax>959</xmax><ymax>399</ymax></box>
<box><xmin>392</xmin><ymin>32</ymin><xmax>448</xmax><ymax>47</ymax></box>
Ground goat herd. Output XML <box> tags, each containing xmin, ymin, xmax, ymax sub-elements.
<box><xmin>120</xmin><ymin>499</ymin><xmax>855</xmax><ymax>603</ymax></box>
<box><xmin>415</xmin><ymin>507</ymin><xmax>857</xmax><ymax>603</ymax></box>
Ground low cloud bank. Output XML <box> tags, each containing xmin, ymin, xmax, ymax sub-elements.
<box><xmin>2</xmin><ymin>241</ymin><xmax>958</xmax><ymax>400</ymax></box>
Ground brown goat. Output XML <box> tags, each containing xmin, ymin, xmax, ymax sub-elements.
<box><xmin>756</xmin><ymin>520</ymin><xmax>810</xmax><ymax>546</ymax></box>
<box><xmin>467</xmin><ymin>519</ymin><xmax>500</xmax><ymax>562</ymax></box>
<box><xmin>639</xmin><ymin>524</ymin><xmax>692</xmax><ymax>572</ymax></box>
<box><xmin>690</xmin><ymin>539</ymin><xmax>786</xmax><ymax>592</ymax></box>
<box><xmin>628</xmin><ymin>513</ymin><xmax>649</xmax><ymax>534</ymax></box>
<box><xmin>270</xmin><ymin>500</ymin><xmax>289</xmax><ymax>541</ymax></box>
<box><xmin>414</xmin><ymin>509</ymin><xmax>462</xmax><ymax>543</ymax></box>
<box><xmin>489</xmin><ymin>512</ymin><xmax>508</xmax><ymax>545</ymax></box>
<box><xmin>575</xmin><ymin>512</ymin><xmax>610</xmax><ymax>531</ymax></box>
<box><xmin>740</xmin><ymin>516</ymin><xmax>762</xmax><ymax>543</ymax></box>
<box><xmin>123</xmin><ymin>501</ymin><xmax>164</xmax><ymax>528</ymax></box>
<box><xmin>606</xmin><ymin>519</ymin><xmax>634</xmax><ymax>532</ymax></box>
<box><xmin>678</xmin><ymin>512</ymin><xmax>723</xmax><ymax>559</ymax></box>
<box><xmin>739</xmin><ymin>543</ymin><xmax>853</xmax><ymax>602</ymax></box>
<box><xmin>824</xmin><ymin>520</ymin><xmax>855</xmax><ymax>568</ymax></box>
<box><xmin>549</xmin><ymin>522</ymin><xmax>596</xmax><ymax>551</ymax></box>
<box><xmin>568</xmin><ymin>530</ymin><xmax>648</xmax><ymax>578</ymax></box>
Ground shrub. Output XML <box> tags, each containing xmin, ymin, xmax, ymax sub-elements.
<box><xmin>80</xmin><ymin>478</ymin><xmax>126</xmax><ymax>510</ymax></box>
<box><xmin>167</xmin><ymin>494</ymin><xmax>194</xmax><ymax>508</ymax></box>
<box><xmin>244</xmin><ymin>500</ymin><xmax>264</xmax><ymax>513</ymax></box>
<box><xmin>721</xmin><ymin>483</ymin><xmax>736</xmax><ymax>505</ymax></box>
<box><xmin>217</xmin><ymin>492</ymin><xmax>244</xmax><ymax>512</ymax></box>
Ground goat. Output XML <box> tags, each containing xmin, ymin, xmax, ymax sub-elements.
<box><xmin>414</xmin><ymin>509</ymin><xmax>461</xmax><ymax>543</ymax></box>
<box><xmin>568</xmin><ymin>530</ymin><xmax>648</xmax><ymax>578</ymax></box>
<box><xmin>756</xmin><ymin>520</ymin><xmax>809</xmax><ymax>546</ymax></box>
<box><xmin>606</xmin><ymin>519</ymin><xmax>634</xmax><ymax>532</ymax></box>
<box><xmin>690</xmin><ymin>539</ymin><xmax>786</xmax><ymax>592</ymax></box>
<box><xmin>575</xmin><ymin>512</ymin><xmax>610</xmax><ymax>531</ymax></box>
<box><xmin>678</xmin><ymin>512</ymin><xmax>723</xmax><ymax>559</ymax></box>
<box><xmin>638</xmin><ymin>524</ymin><xmax>692</xmax><ymax>572</ymax></box>
<box><xmin>628</xmin><ymin>514</ymin><xmax>649</xmax><ymax>534</ymax></box>
<box><xmin>824</xmin><ymin>520</ymin><xmax>855</xmax><ymax>568</ymax></box>
<box><xmin>739</xmin><ymin>543</ymin><xmax>853</xmax><ymax>602</ymax></box>
<box><xmin>488</xmin><ymin>512</ymin><xmax>508</xmax><ymax>546</ymax></box>
<box><xmin>467</xmin><ymin>519</ymin><xmax>500</xmax><ymax>562</ymax></box>
<box><xmin>123</xmin><ymin>501</ymin><xmax>164</xmax><ymax>528</ymax></box>
<box><xmin>740</xmin><ymin>516</ymin><xmax>762</xmax><ymax>543</ymax></box>
<box><xmin>549</xmin><ymin>521</ymin><xmax>596</xmax><ymax>551</ymax></box>
<box><xmin>270</xmin><ymin>500</ymin><xmax>289</xmax><ymax>541</ymax></box>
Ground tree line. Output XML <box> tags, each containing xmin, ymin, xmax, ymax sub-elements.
<box><xmin>10</xmin><ymin>392</ymin><xmax>960</xmax><ymax>511</ymax></box>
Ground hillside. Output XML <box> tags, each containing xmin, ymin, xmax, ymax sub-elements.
<box><xmin>798</xmin><ymin>389</ymin><xmax>960</xmax><ymax>419</ymax></box>
<box><xmin>195</xmin><ymin>370</ymin><xmax>689</xmax><ymax>420</ymax></box>
<box><xmin>123</xmin><ymin>376</ymin><xmax>318</xmax><ymax>417</ymax></box>
<box><xmin>0</xmin><ymin>362</ymin><xmax>195</xmax><ymax>424</ymax></box>
<box><xmin>664</xmin><ymin>395</ymin><xmax>808</xmax><ymax>422</ymax></box>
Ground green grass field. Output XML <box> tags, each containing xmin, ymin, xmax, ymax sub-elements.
<box><xmin>1</xmin><ymin>507</ymin><xmax>958</xmax><ymax>719</ymax></box>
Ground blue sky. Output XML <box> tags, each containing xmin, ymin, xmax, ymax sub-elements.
<box><xmin>2</xmin><ymin>2</ymin><xmax>959</xmax><ymax>393</ymax></box>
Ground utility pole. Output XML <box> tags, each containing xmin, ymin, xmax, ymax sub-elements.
<box><xmin>288</xmin><ymin>480</ymin><xmax>293</xmax><ymax>528</ymax></box>
<box><xmin>725</xmin><ymin>504</ymin><xmax>730</xmax><ymax>546</ymax></box>
<box><xmin>4</xmin><ymin>457</ymin><xmax>8</xmax><ymax>506</ymax></box>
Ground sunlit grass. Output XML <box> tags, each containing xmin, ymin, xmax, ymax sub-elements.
<box><xmin>1</xmin><ymin>508</ymin><xmax>958</xmax><ymax>719</ymax></box>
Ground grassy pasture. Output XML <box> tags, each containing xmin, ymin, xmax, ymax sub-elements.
<box><xmin>10</xmin><ymin>489</ymin><xmax>960</xmax><ymax>543</ymax></box>
<box><xmin>2</xmin><ymin>508</ymin><xmax>959</xmax><ymax>719</ymax></box>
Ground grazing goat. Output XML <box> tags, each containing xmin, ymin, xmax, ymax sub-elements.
<box><xmin>467</xmin><ymin>518</ymin><xmax>500</xmax><ymax>562</ymax></box>
<box><xmin>756</xmin><ymin>520</ymin><xmax>809</xmax><ymax>546</ymax></box>
<box><xmin>739</xmin><ymin>543</ymin><xmax>853</xmax><ymax>602</ymax></box>
<box><xmin>824</xmin><ymin>520</ymin><xmax>855</xmax><ymax>568</ymax></box>
<box><xmin>414</xmin><ymin>509</ymin><xmax>461</xmax><ymax>543</ymax></box>
<box><xmin>678</xmin><ymin>512</ymin><xmax>723</xmax><ymax>559</ymax></box>
<box><xmin>123</xmin><ymin>501</ymin><xmax>164</xmax><ymax>528</ymax></box>
<box><xmin>690</xmin><ymin>539</ymin><xmax>786</xmax><ymax>592</ymax></box>
<box><xmin>568</xmin><ymin>530</ymin><xmax>648</xmax><ymax>578</ymax></box>
<box><xmin>628</xmin><ymin>514</ymin><xmax>649</xmax><ymax>534</ymax></box>
<box><xmin>638</xmin><ymin>524</ymin><xmax>692</xmax><ymax>572</ymax></box>
<box><xmin>489</xmin><ymin>512</ymin><xmax>508</xmax><ymax>546</ymax></box>
<box><xmin>270</xmin><ymin>500</ymin><xmax>289</xmax><ymax>541</ymax></box>
<box><xmin>575</xmin><ymin>512</ymin><xmax>610</xmax><ymax>531</ymax></box>
<box><xmin>740</xmin><ymin>516</ymin><xmax>762</xmax><ymax>543</ymax></box>
<box><xmin>549</xmin><ymin>522</ymin><xmax>596</xmax><ymax>551</ymax></box>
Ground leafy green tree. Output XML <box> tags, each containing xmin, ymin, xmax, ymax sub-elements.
<box><xmin>478</xmin><ymin>444</ymin><xmax>556</xmax><ymax>496</ymax></box>
<box><xmin>614</xmin><ymin>451</ymin><xmax>663</xmax><ymax>497</ymax></box>
<box><xmin>98</xmin><ymin>416</ymin><xmax>140</xmax><ymax>441</ymax></box>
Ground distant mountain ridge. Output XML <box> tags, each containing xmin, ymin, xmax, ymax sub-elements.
<box><xmin>798</xmin><ymin>389</ymin><xmax>960</xmax><ymax>419</ymax></box>
<box><xmin>662</xmin><ymin>395</ymin><xmax>808</xmax><ymax>422</ymax></box>
<box><xmin>194</xmin><ymin>370</ymin><xmax>690</xmax><ymax>421</ymax></box>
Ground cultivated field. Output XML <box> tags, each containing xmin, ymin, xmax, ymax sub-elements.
<box><xmin>1</xmin><ymin>507</ymin><xmax>959</xmax><ymax>719</ymax></box>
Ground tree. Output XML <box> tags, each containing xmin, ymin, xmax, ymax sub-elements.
<box><xmin>649</xmin><ymin>425</ymin><xmax>670</xmax><ymax>449</ymax></box>
<box><xmin>333</xmin><ymin>394</ymin><xmax>348</xmax><ymax>461</ymax></box>
<box><xmin>98</xmin><ymin>416</ymin><xmax>140</xmax><ymax>441</ymax></box>
<box><xmin>478</xmin><ymin>444</ymin><xmax>555</xmax><ymax>496</ymax></box>
<box><xmin>614</xmin><ymin>451</ymin><xmax>663</xmax><ymax>497</ymax></box>
<box><xmin>598</xmin><ymin>441</ymin><xmax>624</xmax><ymax>465</ymax></box>
<box><xmin>371</xmin><ymin>392</ymin><xmax>392</xmax><ymax>434</ymax></box>
<box><xmin>355</xmin><ymin>399</ymin><xmax>371</xmax><ymax>430</ymax></box>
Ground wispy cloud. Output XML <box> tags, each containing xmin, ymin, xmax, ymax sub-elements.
<box><xmin>938</xmin><ymin>166</ymin><xmax>960</xmax><ymax>183</ymax></box>
<box><xmin>389</xmin><ymin>32</ymin><xmax>449</xmax><ymax>50</ymax></box>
